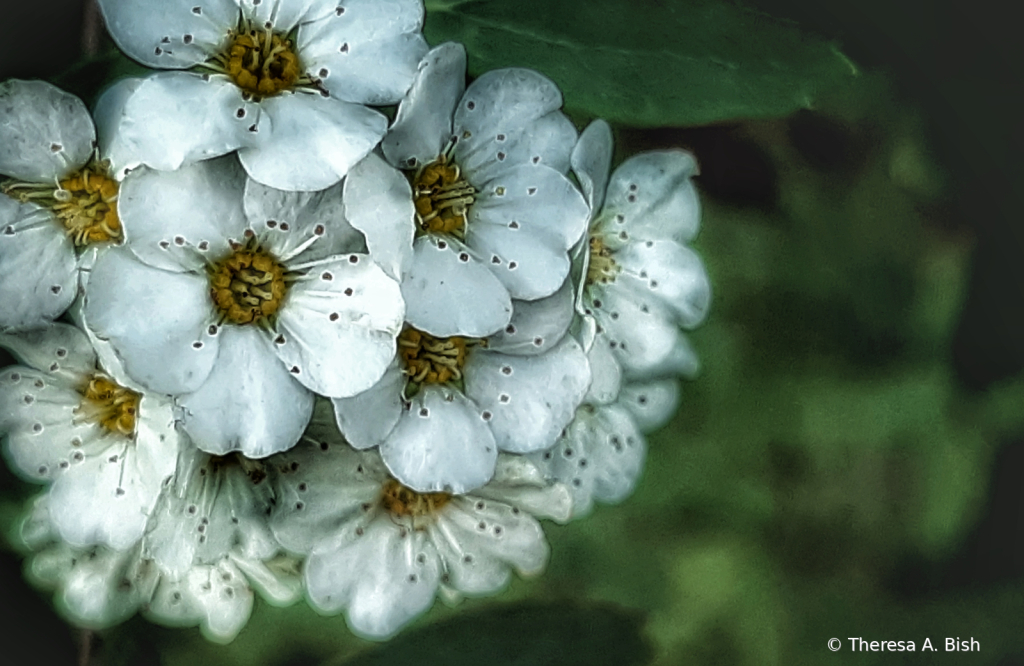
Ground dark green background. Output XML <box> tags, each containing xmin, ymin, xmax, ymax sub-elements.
<box><xmin>1</xmin><ymin>1</ymin><xmax>1022</xmax><ymax>664</ymax></box>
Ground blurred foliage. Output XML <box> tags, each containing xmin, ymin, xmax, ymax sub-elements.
<box><xmin>3</xmin><ymin>3</ymin><xmax>1024</xmax><ymax>666</ymax></box>
<box><xmin>424</xmin><ymin>0</ymin><xmax>858</xmax><ymax>127</ymax></box>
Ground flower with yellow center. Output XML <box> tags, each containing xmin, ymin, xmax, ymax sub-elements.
<box><xmin>344</xmin><ymin>43</ymin><xmax>590</xmax><ymax>339</ymax></box>
<box><xmin>95</xmin><ymin>0</ymin><xmax>428</xmax><ymax>191</ymax></box>
<box><xmin>82</xmin><ymin>156</ymin><xmax>404</xmax><ymax>459</ymax></box>
<box><xmin>268</xmin><ymin>406</ymin><xmax>572</xmax><ymax>640</ymax></box>
<box><xmin>0</xmin><ymin>80</ymin><xmax>128</xmax><ymax>332</ymax></box>
<box><xmin>331</xmin><ymin>280</ymin><xmax>590</xmax><ymax>495</ymax></box>
<box><xmin>571</xmin><ymin>120</ymin><xmax>712</xmax><ymax>381</ymax></box>
<box><xmin>0</xmin><ymin>323</ymin><xmax>179</xmax><ymax>551</ymax></box>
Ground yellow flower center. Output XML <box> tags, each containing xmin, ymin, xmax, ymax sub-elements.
<box><xmin>214</xmin><ymin>23</ymin><xmax>301</xmax><ymax>98</ymax></box>
<box><xmin>586</xmin><ymin>235</ymin><xmax>620</xmax><ymax>285</ymax></box>
<box><xmin>77</xmin><ymin>375</ymin><xmax>141</xmax><ymax>437</ymax></box>
<box><xmin>209</xmin><ymin>242</ymin><xmax>288</xmax><ymax>325</ymax></box>
<box><xmin>381</xmin><ymin>477</ymin><xmax>451</xmax><ymax>518</ymax></box>
<box><xmin>398</xmin><ymin>327</ymin><xmax>477</xmax><ymax>385</ymax></box>
<box><xmin>411</xmin><ymin>153</ymin><xmax>476</xmax><ymax>238</ymax></box>
<box><xmin>1</xmin><ymin>161</ymin><xmax>122</xmax><ymax>248</ymax></box>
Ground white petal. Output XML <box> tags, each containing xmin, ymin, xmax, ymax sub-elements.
<box><xmin>180</xmin><ymin>326</ymin><xmax>314</xmax><ymax>458</ymax></box>
<box><xmin>484</xmin><ymin>278</ymin><xmax>574</xmax><ymax>356</ymax></box>
<box><xmin>19</xmin><ymin>494</ymin><xmax>55</xmax><ymax>550</ymax></box>
<box><xmin>186</xmin><ymin>560</ymin><xmax>255</xmax><ymax>643</ymax></box>
<box><xmin>595</xmin><ymin>150</ymin><xmax>701</xmax><ymax>246</ymax></box>
<box><xmin>620</xmin><ymin>379</ymin><xmax>680</xmax><ymax>432</ymax></box>
<box><xmin>537</xmin><ymin>404</ymin><xmax>645</xmax><ymax>517</ymax></box>
<box><xmin>305</xmin><ymin>516</ymin><xmax>440</xmax><ymax>640</ymax></box>
<box><xmin>472</xmin><ymin>455</ymin><xmax>573</xmax><ymax>522</ymax></box>
<box><xmin>239</xmin><ymin>0</ymin><xmax>339</xmax><ymax>31</ymax></box>
<box><xmin>472</xmin><ymin>164</ymin><xmax>590</xmax><ymax>248</ymax></box>
<box><xmin>464</xmin><ymin>336</ymin><xmax>590</xmax><ymax>454</ymax></box>
<box><xmin>229</xmin><ymin>553</ymin><xmax>303</xmax><ymax>606</ymax></box>
<box><xmin>0</xmin><ymin>367</ymin><xmax>101</xmax><ymax>482</ymax></box>
<box><xmin>298</xmin><ymin>0</ymin><xmax>427</xmax><ymax>105</ymax></box>
<box><xmin>238</xmin><ymin>92</ymin><xmax>386</xmax><ymax>191</ymax></box>
<box><xmin>331</xmin><ymin>360</ymin><xmax>405</xmax><ymax>449</ymax></box>
<box><xmin>83</xmin><ymin>247</ymin><xmax>218</xmax><ymax>394</ymax></box>
<box><xmin>0</xmin><ymin>80</ymin><xmax>93</xmax><ymax>181</ymax></box>
<box><xmin>435</xmin><ymin>496</ymin><xmax>549</xmax><ymax>594</ymax></box>
<box><xmin>614</xmin><ymin>240</ymin><xmax>711</xmax><ymax>328</ymax></box>
<box><xmin>59</xmin><ymin>546</ymin><xmax>149</xmax><ymax>628</ymax></box>
<box><xmin>0</xmin><ymin>200</ymin><xmax>76</xmax><ymax>332</ymax></box>
<box><xmin>571</xmin><ymin>120</ymin><xmax>613</xmax><ymax>213</ymax></box>
<box><xmin>583</xmin><ymin>333</ymin><xmax>622</xmax><ymax>405</ymax></box>
<box><xmin>402</xmin><ymin>235</ymin><xmax>512</xmax><ymax>337</ymax></box>
<box><xmin>97</xmin><ymin>0</ymin><xmax>235</xmax><ymax>68</ymax></box>
<box><xmin>271</xmin><ymin>431</ymin><xmax>383</xmax><ymax>553</ymax></box>
<box><xmin>94</xmin><ymin>77</ymin><xmax>145</xmax><ymax>178</ymax></box>
<box><xmin>343</xmin><ymin>153</ymin><xmax>415</xmax><ymax>280</ymax></box>
<box><xmin>381</xmin><ymin>42</ymin><xmax>466</xmax><ymax>169</ymax></box>
<box><xmin>119</xmin><ymin>156</ymin><xmax>248</xmax><ymax>273</ymax></box>
<box><xmin>454</xmin><ymin>69</ymin><xmax>577</xmax><ymax>182</ymax></box>
<box><xmin>115</xmin><ymin>72</ymin><xmax>262</xmax><ymax>172</ymax></box>
<box><xmin>274</xmin><ymin>254</ymin><xmax>402</xmax><ymax>397</ymax></box>
<box><xmin>381</xmin><ymin>386</ymin><xmax>497</xmax><ymax>494</ymax></box>
<box><xmin>0</xmin><ymin>317</ymin><xmax>91</xmax><ymax>391</ymax></box>
<box><xmin>466</xmin><ymin>222</ymin><xmax>568</xmax><ymax>306</ymax></box>
<box><xmin>244</xmin><ymin>179</ymin><xmax>363</xmax><ymax>263</ymax></box>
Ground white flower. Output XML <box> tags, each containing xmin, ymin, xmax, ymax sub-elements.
<box><xmin>0</xmin><ymin>323</ymin><xmax>179</xmax><ymax>550</ymax></box>
<box><xmin>332</xmin><ymin>279</ymin><xmax>590</xmax><ymax>493</ymax></box>
<box><xmin>96</xmin><ymin>0</ymin><xmax>428</xmax><ymax>191</ymax></box>
<box><xmin>82</xmin><ymin>155</ymin><xmax>404</xmax><ymax>458</ymax></box>
<box><xmin>267</xmin><ymin>407</ymin><xmax>571</xmax><ymax>640</ymax></box>
<box><xmin>344</xmin><ymin>43</ymin><xmax>590</xmax><ymax>337</ymax></box>
<box><xmin>18</xmin><ymin>492</ymin><xmax>299</xmax><ymax>643</ymax></box>
<box><xmin>0</xmin><ymin>80</ymin><xmax>127</xmax><ymax>332</ymax></box>
<box><xmin>572</xmin><ymin>120</ymin><xmax>711</xmax><ymax>380</ymax></box>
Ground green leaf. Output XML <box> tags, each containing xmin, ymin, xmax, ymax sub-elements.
<box><xmin>424</xmin><ymin>0</ymin><xmax>858</xmax><ymax>126</ymax></box>
<box><xmin>336</xmin><ymin>601</ymin><xmax>652</xmax><ymax>666</ymax></box>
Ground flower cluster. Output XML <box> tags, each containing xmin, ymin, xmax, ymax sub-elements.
<box><xmin>1</xmin><ymin>0</ymin><xmax>709</xmax><ymax>643</ymax></box>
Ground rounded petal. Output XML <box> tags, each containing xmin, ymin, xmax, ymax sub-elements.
<box><xmin>274</xmin><ymin>254</ymin><xmax>403</xmax><ymax>397</ymax></box>
<box><xmin>471</xmin><ymin>164</ymin><xmax>590</xmax><ymax>248</ymax></box>
<box><xmin>381</xmin><ymin>42</ymin><xmax>466</xmax><ymax>169</ymax></box>
<box><xmin>239</xmin><ymin>0</ymin><xmax>340</xmax><ymax>31</ymax></box>
<box><xmin>437</xmin><ymin>496</ymin><xmax>550</xmax><ymax>591</ymax></box>
<box><xmin>57</xmin><ymin>547</ymin><xmax>150</xmax><ymax>629</ymax></box>
<box><xmin>471</xmin><ymin>455</ymin><xmax>573</xmax><ymax>523</ymax></box>
<box><xmin>180</xmin><ymin>325</ymin><xmax>314</xmax><ymax>458</ymax></box>
<box><xmin>0</xmin><ymin>367</ymin><xmax>101</xmax><ymax>483</ymax></box>
<box><xmin>402</xmin><ymin>236</ymin><xmax>512</xmax><ymax>338</ymax></box>
<box><xmin>464</xmin><ymin>336</ymin><xmax>590</xmax><ymax>454</ymax></box>
<box><xmin>614</xmin><ymin>240</ymin><xmax>711</xmax><ymax>328</ymax></box>
<box><xmin>331</xmin><ymin>360</ymin><xmax>405</xmax><ymax>449</ymax></box>
<box><xmin>119</xmin><ymin>156</ymin><xmax>248</xmax><ymax>273</ymax></box>
<box><xmin>595</xmin><ymin>150</ymin><xmax>701</xmax><ymax>246</ymax></box>
<box><xmin>381</xmin><ymin>386</ymin><xmax>498</xmax><ymax>494</ymax></box>
<box><xmin>583</xmin><ymin>333</ymin><xmax>623</xmax><ymax>405</ymax></box>
<box><xmin>343</xmin><ymin>153</ymin><xmax>415</xmax><ymax>280</ymax></box>
<box><xmin>0</xmin><ymin>80</ymin><xmax>93</xmax><ymax>181</ymax></box>
<box><xmin>0</xmin><ymin>198</ymin><xmax>77</xmax><ymax>332</ymax></box>
<box><xmin>83</xmin><ymin>247</ymin><xmax>218</xmax><ymax>394</ymax></box>
<box><xmin>94</xmin><ymin>77</ymin><xmax>145</xmax><ymax>178</ymax></box>
<box><xmin>271</xmin><ymin>429</ymin><xmax>384</xmax><ymax>553</ymax></box>
<box><xmin>298</xmin><ymin>0</ymin><xmax>427</xmax><ymax>105</ymax></box>
<box><xmin>485</xmin><ymin>278</ymin><xmax>574</xmax><ymax>356</ymax></box>
<box><xmin>0</xmin><ymin>322</ymin><xmax>96</xmax><ymax>380</ymax></box>
<box><xmin>454</xmin><ymin>69</ymin><xmax>577</xmax><ymax>182</ymax></box>
<box><xmin>147</xmin><ymin>560</ymin><xmax>254</xmax><ymax>643</ymax></box>
<box><xmin>620</xmin><ymin>379</ymin><xmax>680</xmax><ymax>432</ymax></box>
<box><xmin>238</xmin><ymin>93</ymin><xmax>386</xmax><ymax>191</ymax></box>
<box><xmin>536</xmin><ymin>404</ymin><xmax>645</xmax><ymax>517</ymax></box>
<box><xmin>305</xmin><ymin>517</ymin><xmax>440</xmax><ymax>640</ymax></box>
<box><xmin>466</xmin><ymin>221</ymin><xmax>569</xmax><ymax>303</ymax></box>
<box><xmin>245</xmin><ymin>179</ymin><xmax>363</xmax><ymax>264</ymax></box>
<box><xmin>97</xmin><ymin>0</ymin><xmax>236</xmax><ymax>68</ymax></box>
<box><xmin>571</xmin><ymin>120</ymin><xmax>613</xmax><ymax>214</ymax></box>
<box><xmin>115</xmin><ymin>72</ymin><xmax>262</xmax><ymax>172</ymax></box>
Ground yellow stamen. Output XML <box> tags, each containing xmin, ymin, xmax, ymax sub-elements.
<box><xmin>381</xmin><ymin>477</ymin><xmax>451</xmax><ymax>518</ymax></box>
<box><xmin>77</xmin><ymin>375</ymin><xmax>141</xmax><ymax>437</ymax></box>
<box><xmin>398</xmin><ymin>328</ymin><xmax>478</xmax><ymax>385</ymax></box>
<box><xmin>209</xmin><ymin>241</ymin><xmax>288</xmax><ymax>325</ymax></box>
<box><xmin>586</xmin><ymin>235</ymin><xmax>620</xmax><ymax>285</ymax></box>
<box><xmin>410</xmin><ymin>153</ymin><xmax>475</xmax><ymax>238</ymax></box>
<box><xmin>214</xmin><ymin>25</ymin><xmax>301</xmax><ymax>98</ymax></box>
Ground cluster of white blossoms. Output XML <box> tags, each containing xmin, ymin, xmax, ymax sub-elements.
<box><xmin>0</xmin><ymin>0</ymin><xmax>710</xmax><ymax>643</ymax></box>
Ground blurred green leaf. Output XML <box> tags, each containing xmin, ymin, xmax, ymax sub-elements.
<box><xmin>424</xmin><ymin>0</ymin><xmax>858</xmax><ymax>126</ymax></box>
<box><xmin>335</xmin><ymin>601</ymin><xmax>652</xmax><ymax>666</ymax></box>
